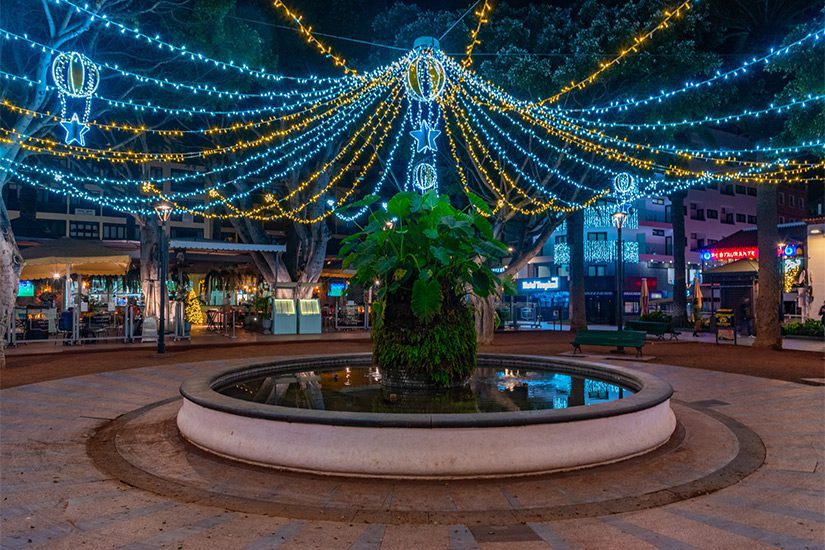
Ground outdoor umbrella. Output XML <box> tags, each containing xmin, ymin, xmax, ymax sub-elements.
<box><xmin>20</xmin><ymin>238</ymin><xmax>131</xmax><ymax>280</ymax></box>
<box><xmin>640</xmin><ymin>278</ymin><xmax>650</xmax><ymax>315</ymax></box>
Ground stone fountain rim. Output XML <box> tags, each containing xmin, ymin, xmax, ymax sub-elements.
<box><xmin>179</xmin><ymin>353</ymin><xmax>672</xmax><ymax>429</ymax></box>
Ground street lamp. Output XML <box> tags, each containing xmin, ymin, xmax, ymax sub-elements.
<box><xmin>154</xmin><ymin>201</ymin><xmax>172</xmax><ymax>353</ymax></box>
<box><xmin>611</xmin><ymin>210</ymin><xmax>629</xmax><ymax>332</ymax></box>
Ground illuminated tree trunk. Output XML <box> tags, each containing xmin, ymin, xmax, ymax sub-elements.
<box><xmin>0</xmin><ymin>197</ymin><xmax>23</xmax><ymax>368</ymax></box>
<box><xmin>138</xmin><ymin>216</ymin><xmax>161</xmax><ymax>319</ymax></box>
<box><xmin>568</xmin><ymin>209</ymin><xmax>587</xmax><ymax>332</ymax></box>
<box><xmin>670</xmin><ymin>190</ymin><xmax>688</xmax><ymax>326</ymax></box>
<box><xmin>754</xmin><ymin>184</ymin><xmax>782</xmax><ymax>349</ymax></box>
<box><xmin>474</xmin><ymin>294</ymin><xmax>497</xmax><ymax>345</ymax></box>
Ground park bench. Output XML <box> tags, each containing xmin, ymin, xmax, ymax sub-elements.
<box><xmin>571</xmin><ymin>329</ymin><xmax>647</xmax><ymax>357</ymax></box>
<box><xmin>625</xmin><ymin>320</ymin><xmax>680</xmax><ymax>340</ymax></box>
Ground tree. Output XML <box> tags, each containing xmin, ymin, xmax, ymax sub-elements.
<box><xmin>568</xmin><ymin>208</ymin><xmax>587</xmax><ymax>332</ymax></box>
<box><xmin>754</xmin><ymin>183</ymin><xmax>782</xmax><ymax>349</ymax></box>
<box><xmin>670</xmin><ymin>190</ymin><xmax>688</xmax><ymax>326</ymax></box>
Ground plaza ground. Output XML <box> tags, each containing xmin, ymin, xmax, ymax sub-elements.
<box><xmin>0</xmin><ymin>332</ymin><xmax>823</xmax><ymax>548</ymax></box>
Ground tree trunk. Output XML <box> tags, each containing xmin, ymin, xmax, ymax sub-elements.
<box><xmin>0</xmin><ymin>197</ymin><xmax>23</xmax><ymax>368</ymax></box>
<box><xmin>754</xmin><ymin>184</ymin><xmax>782</xmax><ymax>349</ymax></box>
<box><xmin>138</xmin><ymin>216</ymin><xmax>161</xmax><ymax>319</ymax></box>
<box><xmin>670</xmin><ymin>190</ymin><xmax>688</xmax><ymax>326</ymax></box>
<box><xmin>474</xmin><ymin>294</ymin><xmax>497</xmax><ymax>345</ymax></box>
<box><xmin>568</xmin><ymin>209</ymin><xmax>587</xmax><ymax>332</ymax></box>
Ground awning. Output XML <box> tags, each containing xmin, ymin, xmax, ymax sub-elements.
<box><xmin>169</xmin><ymin>240</ymin><xmax>285</xmax><ymax>253</ymax></box>
<box><xmin>20</xmin><ymin>238</ymin><xmax>132</xmax><ymax>280</ymax></box>
<box><xmin>704</xmin><ymin>258</ymin><xmax>758</xmax><ymax>274</ymax></box>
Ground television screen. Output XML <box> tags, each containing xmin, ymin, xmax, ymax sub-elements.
<box><xmin>328</xmin><ymin>281</ymin><xmax>347</xmax><ymax>297</ymax></box>
<box><xmin>17</xmin><ymin>280</ymin><xmax>34</xmax><ymax>297</ymax></box>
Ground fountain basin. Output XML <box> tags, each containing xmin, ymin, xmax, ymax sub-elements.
<box><xmin>177</xmin><ymin>353</ymin><xmax>675</xmax><ymax>479</ymax></box>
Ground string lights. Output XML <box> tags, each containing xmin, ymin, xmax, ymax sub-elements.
<box><xmin>0</xmin><ymin>0</ymin><xmax>821</xmax><ymax>227</ymax></box>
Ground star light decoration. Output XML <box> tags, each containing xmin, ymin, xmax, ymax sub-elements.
<box><xmin>51</xmin><ymin>51</ymin><xmax>100</xmax><ymax>146</ymax></box>
<box><xmin>60</xmin><ymin>113</ymin><xmax>91</xmax><ymax>146</ymax></box>
<box><xmin>409</xmin><ymin>120</ymin><xmax>441</xmax><ymax>153</ymax></box>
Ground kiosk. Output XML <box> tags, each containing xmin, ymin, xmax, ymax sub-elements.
<box><xmin>272</xmin><ymin>299</ymin><xmax>297</xmax><ymax>335</ymax></box>
<box><xmin>298</xmin><ymin>299</ymin><xmax>322</xmax><ymax>334</ymax></box>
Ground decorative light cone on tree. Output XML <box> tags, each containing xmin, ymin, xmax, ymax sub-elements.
<box><xmin>341</xmin><ymin>191</ymin><xmax>508</xmax><ymax>389</ymax></box>
<box><xmin>184</xmin><ymin>289</ymin><xmax>204</xmax><ymax>325</ymax></box>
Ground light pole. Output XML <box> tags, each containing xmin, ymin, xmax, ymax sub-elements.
<box><xmin>154</xmin><ymin>201</ymin><xmax>172</xmax><ymax>354</ymax></box>
<box><xmin>611</xmin><ymin>210</ymin><xmax>629</xmax><ymax>332</ymax></box>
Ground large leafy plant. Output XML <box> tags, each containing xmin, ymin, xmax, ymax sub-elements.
<box><xmin>341</xmin><ymin>191</ymin><xmax>509</xmax><ymax>387</ymax></box>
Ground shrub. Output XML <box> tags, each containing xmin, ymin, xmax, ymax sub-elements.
<box><xmin>781</xmin><ymin>319</ymin><xmax>824</xmax><ymax>337</ymax></box>
<box><xmin>341</xmin><ymin>191</ymin><xmax>508</xmax><ymax>387</ymax></box>
<box><xmin>639</xmin><ymin>311</ymin><xmax>672</xmax><ymax>323</ymax></box>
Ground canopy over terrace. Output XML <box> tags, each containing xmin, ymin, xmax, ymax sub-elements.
<box><xmin>20</xmin><ymin>238</ymin><xmax>132</xmax><ymax>280</ymax></box>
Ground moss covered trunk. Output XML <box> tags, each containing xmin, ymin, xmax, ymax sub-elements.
<box><xmin>374</xmin><ymin>284</ymin><xmax>477</xmax><ymax>388</ymax></box>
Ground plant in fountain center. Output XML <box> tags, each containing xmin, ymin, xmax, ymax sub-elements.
<box><xmin>341</xmin><ymin>191</ymin><xmax>509</xmax><ymax>388</ymax></box>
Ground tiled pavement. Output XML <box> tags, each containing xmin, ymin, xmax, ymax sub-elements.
<box><xmin>1</xmin><ymin>356</ymin><xmax>824</xmax><ymax>549</ymax></box>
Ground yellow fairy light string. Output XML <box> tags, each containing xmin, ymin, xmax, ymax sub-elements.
<box><xmin>271</xmin><ymin>0</ymin><xmax>359</xmax><ymax>77</ymax></box>
<box><xmin>462</xmin><ymin>1</ymin><xmax>494</xmax><ymax>68</ymax></box>
<box><xmin>153</xmin><ymin>84</ymin><xmax>404</xmax><ymax>221</ymax></box>
<box><xmin>0</xmin><ymin>78</ymin><xmax>389</xmax><ymax>163</ymax></box>
<box><xmin>536</xmin><ymin>0</ymin><xmax>691</xmax><ymax>106</ymax></box>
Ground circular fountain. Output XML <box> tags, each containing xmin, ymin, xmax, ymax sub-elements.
<box><xmin>177</xmin><ymin>353</ymin><xmax>675</xmax><ymax>479</ymax></box>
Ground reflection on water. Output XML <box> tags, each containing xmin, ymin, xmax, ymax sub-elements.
<box><xmin>219</xmin><ymin>366</ymin><xmax>633</xmax><ymax>414</ymax></box>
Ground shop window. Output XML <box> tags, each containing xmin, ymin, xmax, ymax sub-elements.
<box><xmin>69</xmin><ymin>221</ymin><xmax>99</xmax><ymax>239</ymax></box>
<box><xmin>102</xmin><ymin>224</ymin><xmax>127</xmax><ymax>240</ymax></box>
<box><xmin>587</xmin><ymin>265</ymin><xmax>606</xmax><ymax>277</ymax></box>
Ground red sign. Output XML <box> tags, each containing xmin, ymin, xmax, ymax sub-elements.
<box><xmin>705</xmin><ymin>247</ymin><xmax>758</xmax><ymax>261</ymax></box>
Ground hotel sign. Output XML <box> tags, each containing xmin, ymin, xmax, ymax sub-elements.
<box><xmin>518</xmin><ymin>277</ymin><xmax>560</xmax><ymax>293</ymax></box>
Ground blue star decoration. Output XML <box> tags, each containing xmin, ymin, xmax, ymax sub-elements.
<box><xmin>61</xmin><ymin>113</ymin><xmax>91</xmax><ymax>146</ymax></box>
<box><xmin>409</xmin><ymin>121</ymin><xmax>441</xmax><ymax>153</ymax></box>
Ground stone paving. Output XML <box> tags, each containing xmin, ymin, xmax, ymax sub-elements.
<box><xmin>1</xmin><ymin>354</ymin><xmax>824</xmax><ymax>549</ymax></box>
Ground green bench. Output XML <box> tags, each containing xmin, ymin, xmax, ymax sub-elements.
<box><xmin>625</xmin><ymin>320</ymin><xmax>680</xmax><ymax>340</ymax></box>
<box><xmin>571</xmin><ymin>330</ymin><xmax>647</xmax><ymax>357</ymax></box>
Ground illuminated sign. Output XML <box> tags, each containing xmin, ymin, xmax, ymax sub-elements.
<box><xmin>701</xmin><ymin>244</ymin><xmax>805</xmax><ymax>262</ymax></box>
<box><xmin>701</xmin><ymin>247</ymin><xmax>757</xmax><ymax>261</ymax></box>
<box><xmin>518</xmin><ymin>277</ymin><xmax>560</xmax><ymax>293</ymax></box>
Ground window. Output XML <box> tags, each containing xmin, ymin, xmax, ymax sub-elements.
<box><xmin>799</xmin><ymin>198</ymin><xmax>805</xmax><ymax>209</ymax></box>
<box><xmin>652</xmin><ymin>229</ymin><xmax>665</xmax><ymax>236</ymax></box>
<box><xmin>747</xmin><ymin>215</ymin><xmax>757</xmax><ymax>224</ymax></box>
<box><xmin>652</xmin><ymin>198</ymin><xmax>665</xmax><ymax>205</ymax></box>
<box><xmin>149</xmin><ymin>166</ymin><xmax>164</xmax><ymax>180</ymax></box>
<box><xmin>789</xmin><ymin>195</ymin><xmax>795</xmax><ymax>207</ymax></box>
<box><xmin>707</xmin><ymin>239</ymin><xmax>718</xmax><ymax>245</ymax></box>
<box><xmin>778</xmin><ymin>192</ymin><xmax>785</xmax><ymax>205</ymax></box>
<box><xmin>722</xmin><ymin>212</ymin><xmax>734</xmax><ymax>224</ymax></box>
<box><xmin>69</xmin><ymin>221</ymin><xmax>99</xmax><ymax>239</ymax></box>
<box><xmin>665</xmin><ymin>236</ymin><xmax>673</xmax><ymax>255</ymax></box>
<box><xmin>735</xmin><ymin>185</ymin><xmax>747</xmax><ymax>194</ymax></box>
<box><xmin>721</xmin><ymin>184</ymin><xmax>735</xmax><ymax>196</ymax></box>
<box><xmin>707</xmin><ymin>209</ymin><xmax>718</xmax><ymax>219</ymax></box>
<box><xmin>102</xmin><ymin>224</ymin><xmax>127</xmax><ymax>240</ymax></box>
<box><xmin>736</xmin><ymin>213</ymin><xmax>746</xmax><ymax>223</ymax></box>
<box><xmin>587</xmin><ymin>265</ymin><xmax>606</xmax><ymax>277</ymax></box>
<box><xmin>779</xmin><ymin>216</ymin><xmax>785</xmax><ymax>223</ymax></box>
<box><xmin>696</xmin><ymin>238</ymin><xmax>705</xmax><ymax>249</ymax></box>
<box><xmin>587</xmin><ymin>232</ymin><xmax>608</xmax><ymax>241</ymax></box>
<box><xmin>554</xmin><ymin>235</ymin><xmax>566</xmax><ymax>244</ymax></box>
<box><xmin>747</xmin><ymin>187</ymin><xmax>757</xmax><ymax>196</ymax></box>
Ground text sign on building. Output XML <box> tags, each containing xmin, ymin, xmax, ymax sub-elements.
<box><xmin>518</xmin><ymin>277</ymin><xmax>560</xmax><ymax>293</ymax></box>
<box><xmin>701</xmin><ymin>247</ymin><xmax>758</xmax><ymax>261</ymax></box>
